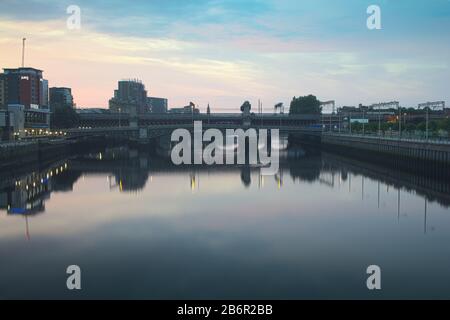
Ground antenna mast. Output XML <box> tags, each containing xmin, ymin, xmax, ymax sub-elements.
<box><xmin>22</xmin><ymin>38</ymin><xmax>26</xmax><ymax>67</ymax></box>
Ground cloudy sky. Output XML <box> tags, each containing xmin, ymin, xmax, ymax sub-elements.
<box><xmin>0</xmin><ymin>0</ymin><xmax>449</xmax><ymax>111</ymax></box>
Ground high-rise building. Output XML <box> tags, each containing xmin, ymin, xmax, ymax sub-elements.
<box><xmin>109</xmin><ymin>80</ymin><xmax>149</xmax><ymax>115</ymax></box>
<box><xmin>49</xmin><ymin>87</ymin><xmax>74</xmax><ymax>111</ymax></box>
<box><xmin>0</xmin><ymin>74</ymin><xmax>6</xmax><ymax>109</ymax></box>
<box><xmin>40</xmin><ymin>79</ymin><xmax>49</xmax><ymax>109</ymax></box>
<box><xmin>2</xmin><ymin>68</ymin><xmax>43</xmax><ymax>109</ymax></box>
<box><xmin>147</xmin><ymin>96</ymin><xmax>168</xmax><ymax>113</ymax></box>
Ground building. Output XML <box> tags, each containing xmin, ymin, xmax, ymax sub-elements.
<box><xmin>0</xmin><ymin>74</ymin><xmax>6</xmax><ymax>109</ymax></box>
<box><xmin>0</xmin><ymin>68</ymin><xmax>51</xmax><ymax>138</ymax></box>
<box><xmin>40</xmin><ymin>79</ymin><xmax>49</xmax><ymax>109</ymax></box>
<box><xmin>169</xmin><ymin>102</ymin><xmax>199</xmax><ymax>114</ymax></box>
<box><xmin>147</xmin><ymin>97</ymin><xmax>168</xmax><ymax>113</ymax></box>
<box><xmin>0</xmin><ymin>109</ymin><xmax>13</xmax><ymax>141</ymax></box>
<box><xmin>49</xmin><ymin>87</ymin><xmax>74</xmax><ymax>111</ymax></box>
<box><xmin>109</xmin><ymin>80</ymin><xmax>148</xmax><ymax>115</ymax></box>
<box><xmin>1</xmin><ymin>68</ymin><xmax>45</xmax><ymax>109</ymax></box>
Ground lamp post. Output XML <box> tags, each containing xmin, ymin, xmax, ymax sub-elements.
<box><xmin>378</xmin><ymin>104</ymin><xmax>381</xmax><ymax>136</ymax></box>
<box><xmin>404</xmin><ymin>113</ymin><xmax>407</xmax><ymax>137</ymax></box>
<box><xmin>349</xmin><ymin>112</ymin><xmax>352</xmax><ymax>134</ymax></box>
<box><xmin>338</xmin><ymin>112</ymin><xmax>341</xmax><ymax>133</ymax></box>
<box><xmin>118</xmin><ymin>107</ymin><xmax>121</xmax><ymax>128</ymax></box>
<box><xmin>362</xmin><ymin>108</ymin><xmax>365</xmax><ymax>136</ymax></box>
<box><xmin>329</xmin><ymin>112</ymin><xmax>332</xmax><ymax>132</ymax></box>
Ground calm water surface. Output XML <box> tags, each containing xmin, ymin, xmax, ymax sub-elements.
<box><xmin>1</xmin><ymin>146</ymin><xmax>450</xmax><ymax>299</ymax></box>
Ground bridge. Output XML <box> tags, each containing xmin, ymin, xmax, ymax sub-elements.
<box><xmin>76</xmin><ymin>112</ymin><xmax>321</xmax><ymax>128</ymax></box>
<box><xmin>66</xmin><ymin>113</ymin><xmax>325</xmax><ymax>141</ymax></box>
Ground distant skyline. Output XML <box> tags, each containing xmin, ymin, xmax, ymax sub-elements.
<box><xmin>0</xmin><ymin>0</ymin><xmax>449</xmax><ymax>111</ymax></box>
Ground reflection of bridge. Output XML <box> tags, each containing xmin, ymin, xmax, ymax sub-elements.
<box><xmin>3</xmin><ymin>145</ymin><xmax>450</xmax><ymax>242</ymax></box>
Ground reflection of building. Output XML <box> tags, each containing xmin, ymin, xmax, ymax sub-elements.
<box><xmin>147</xmin><ymin>96</ymin><xmax>168</xmax><ymax>113</ymax></box>
<box><xmin>0</xmin><ymin>161</ymin><xmax>71</xmax><ymax>216</ymax></box>
<box><xmin>109</xmin><ymin>80</ymin><xmax>148</xmax><ymax>115</ymax></box>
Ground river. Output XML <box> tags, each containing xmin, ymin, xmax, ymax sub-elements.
<box><xmin>1</xmin><ymin>145</ymin><xmax>449</xmax><ymax>299</ymax></box>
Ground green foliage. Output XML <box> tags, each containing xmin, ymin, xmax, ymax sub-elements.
<box><xmin>350</xmin><ymin>122</ymin><xmax>363</xmax><ymax>132</ymax></box>
<box><xmin>438</xmin><ymin>118</ymin><xmax>450</xmax><ymax>131</ymax></box>
<box><xmin>405</xmin><ymin>123</ymin><xmax>416</xmax><ymax>132</ymax></box>
<box><xmin>289</xmin><ymin>95</ymin><xmax>322</xmax><ymax>115</ymax></box>
<box><xmin>346</xmin><ymin>118</ymin><xmax>450</xmax><ymax>137</ymax></box>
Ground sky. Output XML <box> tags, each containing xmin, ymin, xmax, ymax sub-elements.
<box><xmin>0</xmin><ymin>0</ymin><xmax>449</xmax><ymax>112</ymax></box>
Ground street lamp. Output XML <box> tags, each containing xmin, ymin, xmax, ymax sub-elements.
<box><xmin>362</xmin><ymin>108</ymin><xmax>365</xmax><ymax>136</ymax></box>
<box><xmin>378</xmin><ymin>104</ymin><xmax>381</xmax><ymax>137</ymax></box>
<box><xmin>349</xmin><ymin>112</ymin><xmax>352</xmax><ymax>134</ymax></box>
<box><xmin>403</xmin><ymin>113</ymin><xmax>407</xmax><ymax>137</ymax></box>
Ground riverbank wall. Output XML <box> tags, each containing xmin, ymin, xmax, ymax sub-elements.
<box><xmin>321</xmin><ymin>133</ymin><xmax>450</xmax><ymax>165</ymax></box>
<box><xmin>0</xmin><ymin>140</ymin><xmax>73</xmax><ymax>169</ymax></box>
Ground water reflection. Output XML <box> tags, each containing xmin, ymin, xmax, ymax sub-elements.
<box><xmin>0</xmin><ymin>145</ymin><xmax>449</xmax><ymax>299</ymax></box>
<box><xmin>1</xmin><ymin>148</ymin><xmax>448</xmax><ymax>203</ymax></box>
<box><xmin>1</xmin><ymin>146</ymin><xmax>449</xmax><ymax>235</ymax></box>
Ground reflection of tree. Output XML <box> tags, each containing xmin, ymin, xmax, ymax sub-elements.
<box><xmin>288</xmin><ymin>148</ymin><xmax>322</xmax><ymax>183</ymax></box>
<box><xmin>51</xmin><ymin>170</ymin><xmax>82</xmax><ymax>192</ymax></box>
<box><xmin>240</xmin><ymin>166</ymin><xmax>251</xmax><ymax>188</ymax></box>
<box><xmin>115</xmin><ymin>169</ymin><xmax>149</xmax><ymax>192</ymax></box>
<box><xmin>4</xmin><ymin>143</ymin><xmax>450</xmax><ymax>216</ymax></box>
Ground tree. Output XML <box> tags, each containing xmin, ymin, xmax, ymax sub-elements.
<box><xmin>438</xmin><ymin>118</ymin><xmax>450</xmax><ymax>131</ymax></box>
<box><xmin>51</xmin><ymin>106</ymin><xmax>79</xmax><ymax>129</ymax></box>
<box><xmin>405</xmin><ymin>123</ymin><xmax>417</xmax><ymax>132</ymax></box>
<box><xmin>289</xmin><ymin>95</ymin><xmax>322</xmax><ymax>115</ymax></box>
<box><xmin>351</xmin><ymin>122</ymin><xmax>363</xmax><ymax>133</ymax></box>
<box><xmin>240</xmin><ymin>101</ymin><xmax>251</xmax><ymax>112</ymax></box>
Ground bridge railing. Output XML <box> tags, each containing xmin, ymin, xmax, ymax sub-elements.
<box><xmin>323</xmin><ymin>132</ymin><xmax>450</xmax><ymax>145</ymax></box>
